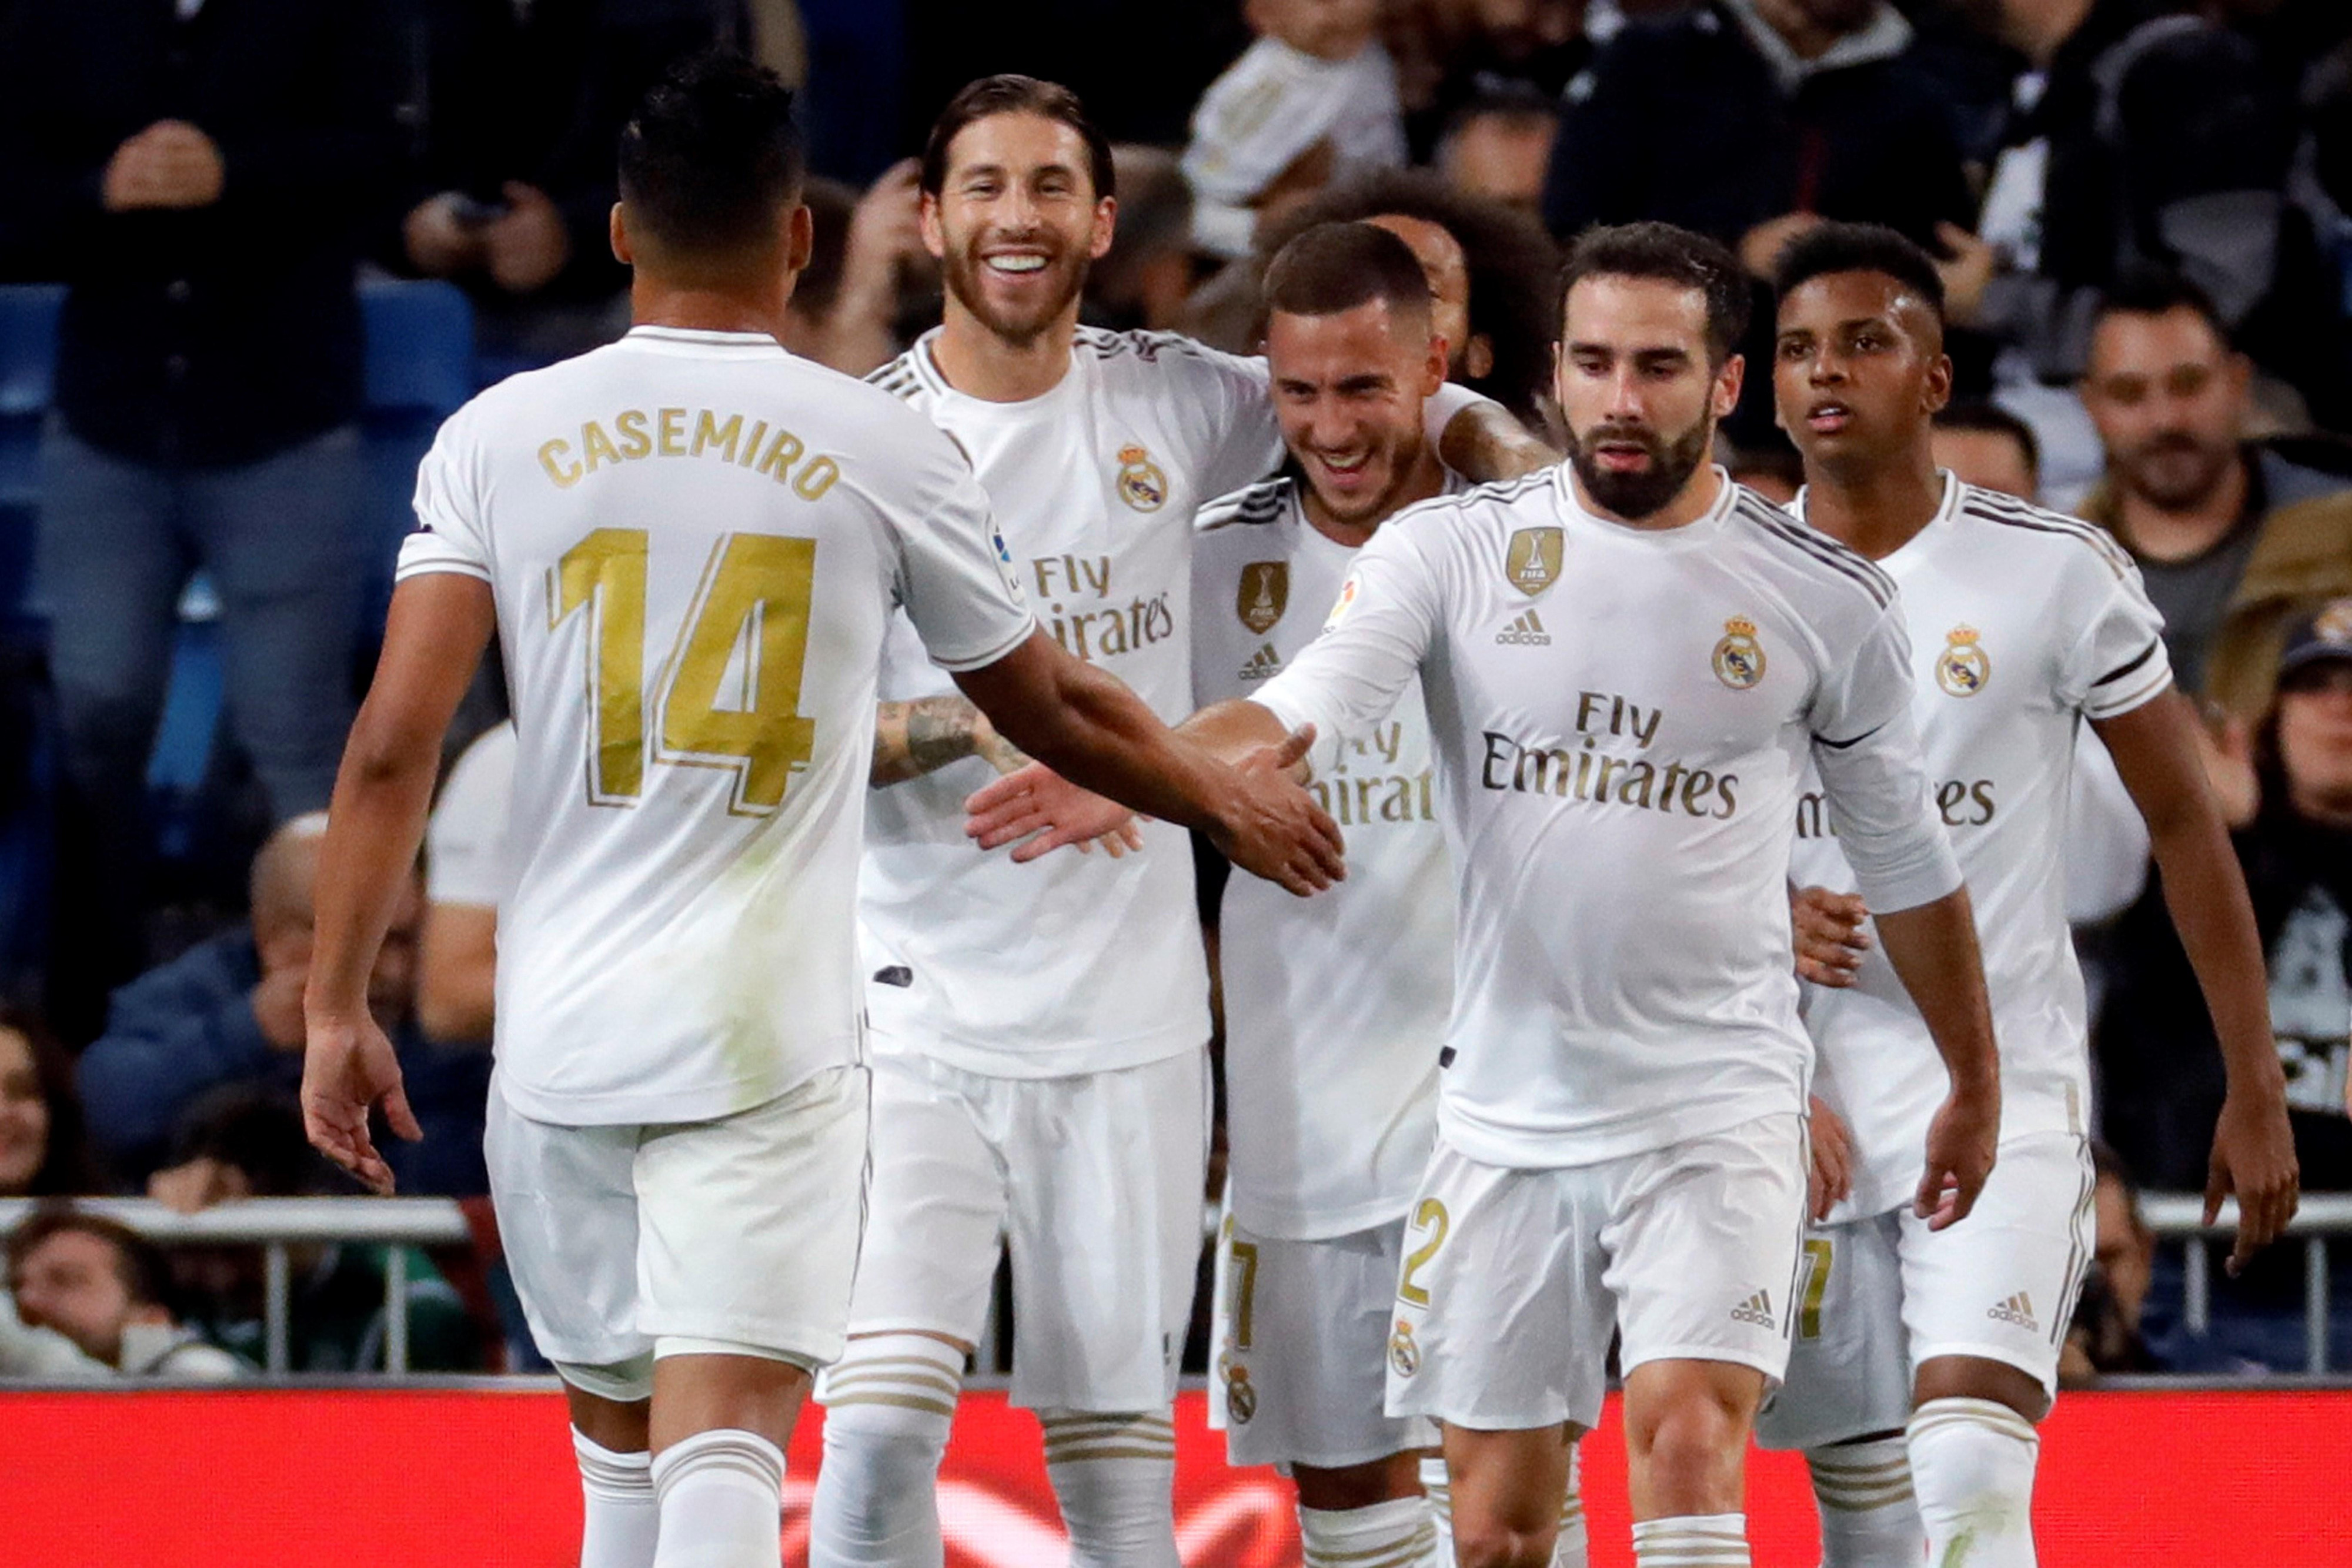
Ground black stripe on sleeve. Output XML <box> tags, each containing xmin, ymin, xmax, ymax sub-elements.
<box><xmin>2093</xmin><ymin>638</ymin><xmax>2162</xmax><ymax>687</ymax></box>
<box><xmin>1814</xmin><ymin>720</ymin><xmax>1888</xmax><ymax>751</ymax></box>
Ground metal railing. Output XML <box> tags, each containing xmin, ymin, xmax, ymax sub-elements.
<box><xmin>2142</xmin><ymin>1192</ymin><xmax>2352</xmax><ymax>1375</ymax></box>
<box><xmin>0</xmin><ymin>1197</ymin><xmax>470</xmax><ymax>1375</ymax></box>
<box><xmin>5</xmin><ymin>1191</ymin><xmax>2348</xmax><ymax>1381</ymax></box>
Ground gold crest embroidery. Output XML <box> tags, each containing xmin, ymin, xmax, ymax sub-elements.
<box><xmin>1503</xmin><ymin>526</ymin><xmax>1563</xmax><ymax>597</ymax></box>
<box><xmin>1936</xmin><ymin>624</ymin><xmax>1990</xmax><ymax>698</ymax></box>
<box><xmin>1237</xmin><ymin>561</ymin><xmax>1288</xmax><ymax>633</ymax></box>
<box><xmin>1114</xmin><ymin>443</ymin><xmax>1167</xmax><ymax>512</ymax></box>
<box><xmin>1713</xmin><ymin>616</ymin><xmax>1766</xmax><ymax>690</ymax></box>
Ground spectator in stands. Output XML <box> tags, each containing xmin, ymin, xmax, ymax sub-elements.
<box><xmin>1932</xmin><ymin>400</ymin><xmax>2042</xmax><ymax>502</ymax></box>
<box><xmin>0</xmin><ymin>1004</ymin><xmax>103</xmax><ymax>1199</ymax></box>
<box><xmin>77</xmin><ymin>815</ymin><xmax>490</xmax><ymax>1195</ymax></box>
<box><xmin>1085</xmin><ymin>147</ymin><xmax>1202</xmax><ymax>333</ymax></box>
<box><xmin>1251</xmin><ymin>169</ymin><xmax>1561</xmax><ymax>429</ymax></box>
<box><xmin>0</xmin><ymin>2</ymin><xmax>406</xmax><ymax>1042</ymax></box>
<box><xmin>1435</xmin><ymin>89</ymin><xmax>1560</xmax><ymax>214</ymax></box>
<box><xmin>777</xmin><ymin>159</ymin><xmax>941</xmax><ymax>377</ymax></box>
<box><xmin>1970</xmin><ymin>0</ymin><xmax>2350</xmax><ymax>423</ymax></box>
<box><xmin>2096</xmin><ymin>600</ymin><xmax>2352</xmax><ymax>1370</ymax></box>
<box><xmin>2060</xmin><ymin>1142</ymin><xmax>2159</xmax><ymax>1382</ymax></box>
<box><xmin>2077</xmin><ymin>273</ymin><xmax>2352</xmax><ymax>716</ymax></box>
<box><xmin>419</xmin><ymin>723</ymin><xmax>513</xmax><ymax>1046</ymax></box>
<box><xmin>142</xmin><ymin>1090</ymin><xmax>482</xmax><ymax>1372</ymax></box>
<box><xmin>1182</xmin><ymin>0</ymin><xmax>1409</xmax><ymax>259</ymax></box>
<box><xmin>1404</xmin><ymin>0</ymin><xmax>1591</xmax><ymax>160</ymax></box>
<box><xmin>5</xmin><ymin>1206</ymin><xmax>243</xmax><ymax>1379</ymax></box>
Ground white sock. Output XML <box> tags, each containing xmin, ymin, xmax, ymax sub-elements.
<box><xmin>1631</xmin><ymin>1513</ymin><xmax>1750</xmax><ymax>1568</ymax></box>
<box><xmin>1039</xmin><ymin>1409</ymin><xmax>1180</xmax><ymax>1568</ymax></box>
<box><xmin>807</xmin><ymin>1335</ymin><xmax>963</xmax><ymax>1567</ymax></box>
<box><xmin>649</xmin><ymin>1428</ymin><xmax>785</xmax><ymax>1568</ymax></box>
<box><xmin>1807</xmin><ymin>1436</ymin><xmax>1923</xmax><ymax>1567</ymax></box>
<box><xmin>1906</xmin><ymin>1398</ymin><xmax>2039</xmax><ymax>1568</ymax></box>
<box><xmin>1553</xmin><ymin>1443</ymin><xmax>1588</xmax><ymax>1568</ymax></box>
<box><xmin>574</xmin><ymin>1428</ymin><xmax>660</xmax><ymax>1568</ymax></box>
<box><xmin>1300</xmin><ymin>1496</ymin><xmax>1438</xmax><ymax>1568</ymax></box>
<box><xmin>1419</xmin><ymin>1455</ymin><xmax>1454</xmax><ymax>1566</ymax></box>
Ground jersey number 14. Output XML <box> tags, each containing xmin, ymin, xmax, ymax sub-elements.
<box><xmin>552</xmin><ymin>527</ymin><xmax>818</xmax><ymax>815</ymax></box>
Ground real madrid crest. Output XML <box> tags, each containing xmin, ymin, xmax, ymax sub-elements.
<box><xmin>1221</xmin><ymin>1359</ymin><xmax>1257</xmax><ymax>1423</ymax></box>
<box><xmin>1238</xmin><ymin>561</ymin><xmax>1288</xmax><ymax>633</ymax></box>
<box><xmin>1936</xmin><ymin>624</ymin><xmax>1990</xmax><ymax>697</ymax></box>
<box><xmin>1503</xmin><ymin>526</ymin><xmax>1563</xmax><ymax>597</ymax></box>
<box><xmin>1388</xmin><ymin>1319</ymin><xmax>1421</xmax><ymax>1378</ymax></box>
<box><xmin>1713</xmin><ymin>616</ymin><xmax>1766</xmax><ymax>690</ymax></box>
<box><xmin>1115</xmin><ymin>443</ymin><xmax>1167</xmax><ymax>512</ymax></box>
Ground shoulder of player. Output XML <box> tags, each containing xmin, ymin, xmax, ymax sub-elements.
<box><xmin>1947</xmin><ymin>482</ymin><xmax>2139</xmax><ymax>583</ymax></box>
<box><xmin>1194</xmin><ymin>476</ymin><xmax>1296</xmax><ymax>539</ymax></box>
<box><xmin>864</xmin><ymin>346</ymin><xmax>930</xmax><ymax>405</ymax></box>
<box><xmin>1726</xmin><ymin>487</ymin><xmax>1899</xmax><ymax>617</ymax></box>
<box><xmin>1074</xmin><ymin>325</ymin><xmax>1254</xmax><ymax>382</ymax></box>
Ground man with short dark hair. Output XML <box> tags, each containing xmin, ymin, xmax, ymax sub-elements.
<box><xmin>1760</xmin><ymin>220</ymin><xmax>2297</xmax><ymax>1568</ymax></box>
<box><xmin>299</xmin><ymin>54</ymin><xmax>1342</xmax><ymax>1568</ymax></box>
<box><xmin>817</xmin><ymin>76</ymin><xmax>1544</xmax><ymax>1568</ymax></box>
<box><xmin>2077</xmin><ymin>272</ymin><xmax>2352</xmax><ymax>717</ymax></box>
<box><xmin>1931</xmin><ymin>401</ymin><xmax>2042</xmax><ymax>503</ymax></box>
<box><xmin>6</xmin><ymin>1208</ymin><xmax>243</xmax><ymax>1379</ymax></box>
<box><xmin>1176</xmin><ymin>220</ymin><xmax>2002</xmax><ymax>1568</ymax></box>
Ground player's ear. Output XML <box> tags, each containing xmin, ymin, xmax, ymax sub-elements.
<box><xmin>1423</xmin><ymin>335</ymin><xmax>1449</xmax><ymax>397</ymax></box>
<box><xmin>609</xmin><ymin>202</ymin><xmax>633</xmax><ymax>266</ymax></box>
<box><xmin>1924</xmin><ymin>352</ymin><xmax>1955</xmax><ymax>418</ymax></box>
<box><xmin>918</xmin><ymin>190</ymin><xmax>946</xmax><ymax>260</ymax></box>
<box><xmin>784</xmin><ymin>203</ymin><xmax>816</xmax><ymax>276</ymax></box>
<box><xmin>1090</xmin><ymin>194</ymin><xmax>1118</xmax><ymax>261</ymax></box>
<box><xmin>1715</xmin><ymin>352</ymin><xmax>1745</xmax><ymax>419</ymax></box>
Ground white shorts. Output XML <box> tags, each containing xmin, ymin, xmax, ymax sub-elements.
<box><xmin>831</xmin><ymin>1048</ymin><xmax>1208</xmax><ymax>1412</ymax></box>
<box><xmin>1756</xmin><ymin>1131</ymin><xmax>2095</xmax><ymax>1450</ymax></box>
<box><xmin>1384</xmin><ymin>1114</ymin><xmax>1808</xmax><ymax>1433</ymax></box>
<box><xmin>1207</xmin><ymin>1209</ymin><xmax>1438</xmax><ymax>1469</ymax></box>
<box><xmin>486</xmin><ymin>1064</ymin><xmax>870</xmax><ymax>1396</ymax></box>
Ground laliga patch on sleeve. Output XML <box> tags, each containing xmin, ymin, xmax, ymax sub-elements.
<box><xmin>1321</xmin><ymin>574</ymin><xmax>1362</xmax><ymax>634</ymax></box>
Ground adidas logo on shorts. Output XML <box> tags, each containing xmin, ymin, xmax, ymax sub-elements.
<box><xmin>1496</xmin><ymin>609</ymin><xmax>1551</xmax><ymax>646</ymax></box>
<box><xmin>1987</xmin><ymin>1292</ymin><xmax>2039</xmax><ymax>1332</ymax></box>
<box><xmin>1240</xmin><ymin>642</ymin><xmax>1283</xmax><ymax>681</ymax></box>
<box><xmin>1730</xmin><ymin>1289</ymin><xmax>1776</xmax><ymax>1329</ymax></box>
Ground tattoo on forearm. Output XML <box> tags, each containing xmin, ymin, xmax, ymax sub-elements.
<box><xmin>871</xmin><ymin>696</ymin><xmax>988</xmax><ymax>787</ymax></box>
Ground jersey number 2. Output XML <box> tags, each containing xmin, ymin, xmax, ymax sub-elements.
<box><xmin>552</xmin><ymin>527</ymin><xmax>818</xmax><ymax>814</ymax></box>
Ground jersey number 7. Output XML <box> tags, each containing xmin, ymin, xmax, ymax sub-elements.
<box><xmin>551</xmin><ymin>527</ymin><xmax>819</xmax><ymax>815</ymax></box>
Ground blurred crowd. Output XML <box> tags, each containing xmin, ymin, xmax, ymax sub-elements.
<box><xmin>2</xmin><ymin>0</ymin><xmax>2352</xmax><ymax>1379</ymax></box>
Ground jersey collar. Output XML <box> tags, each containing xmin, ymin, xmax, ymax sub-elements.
<box><xmin>1554</xmin><ymin>460</ymin><xmax>1738</xmax><ymax>539</ymax></box>
<box><xmin>1791</xmin><ymin>468</ymin><xmax>1962</xmax><ymax>574</ymax></box>
<box><xmin>622</xmin><ymin>325</ymin><xmax>787</xmax><ymax>357</ymax></box>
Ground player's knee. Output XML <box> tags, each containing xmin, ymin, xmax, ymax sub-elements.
<box><xmin>1629</xmin><ymin>1390</ymin><xmax>1746</xmax><ymax>1496</ymax></box>
<box><xmin>1450</xmin><ymin>1514</ymin><xmax>1557</xmax><ymax>1568</ymax></box>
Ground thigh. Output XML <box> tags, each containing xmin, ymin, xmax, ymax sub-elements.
<box><xmin>634</xmin><ymin>1064</ymin><xmax>870</xmax><ymax>1368</ymax></box>
<box><xmin>840</xmin><ymin>1052</ymin><xmax>1008</xmax><ymax>1348</ymax></box>
<box><xmin>1211</xmin><ymin>1216</ymin><xmax>1436</xmax><ymax>1470</ymax></box>
<box><xmin>1898</xmin><ymin>1131</ymin><xmax>2094</xmax><ymax>1402</ymax></box>
<box><xmin>1003</xmin><ymin>1049</ymin><xmax>1209</xmax><ymax>1412</ymax></box>
<box><xmin>34</xmin><ymin>426</ymin><xmax>183</xmax><ymax>732</ymax></box>
<box><xmin>1753</xmin><ymin>1211</ymin><xmax>1911</xmax><ymax>1450</ymax></box>
<box><xmin>1384</xmin><ymin>1141</ymin><xmax>1611</xmax><ymax>1434</ymax></box>
<box><xmin>484</xmin><ymin>1084</ymin><xmax>649</xmax><ymax>1370</ymax></box>
<box><xmin>1605</xmin><ymin>1113</ymin><xmax>1809</xmax><ymax>1389</ymax></box>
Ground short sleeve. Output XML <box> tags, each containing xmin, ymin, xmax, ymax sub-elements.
<box><xmin>1809</xmin><ymin>600</ymin><xmax>1962</xmax><ymax>914</ymax></box>
<box><xmin>1253</xmin><ymin>523</ymin><xmax>1438</xmax><ymax>745</ymax></box>
<box><xmin>1168</xmin><ymin>342</ymin><xmax>1288</xmax><ymax>501</ymax></box>
<box><xmin>397</xmin><ymin>407</ymin><xmax>493</xmax><ymax>584</ymax></box>
<box><xmin>2057</xmin><ymin>559</ymin><xmax>2172</xmax><ymax>720</ymax></box>
<box><xmin>427</xmin><ymin>723</ymin><xmax>516</xmax><ymax>910</ymax></box>
<box><xmin>883</xmin><ymin>423</ymin><xmax>1037</xmax><ymax>674</ymax></box>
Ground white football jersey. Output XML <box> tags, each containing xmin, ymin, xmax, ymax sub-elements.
<box><xmin>1789</xmin><ymin>474</ymin><xmax>2171</xmax><ymax>1217</ymax></box>
<box><xmin>426</xmin><ymin>720</ymin><xmax>515</xmax><ymax>911</ymax></box>
<box><xmin>1254</xmin><ymin>466</ymin><xmax>1961</xmax><ymax>1170</ymax></box>
<box><xmin>397</xmin><ymin>325</ymin><xmax>1034</xmax><ymax>1126</ymax></box>
<box><xmin>1193</xmin><ymin>473</ymin><xmax>1463</xmax><ymax>1239</ymax></box>
<box><xmin>1182</xmin><ymin>37</ymin><xmax>1408</xmax><ymax>256</ymax></box>
<box><xmin>856</xmin><ymin>327</ymin><xmax>1288</xmax><ymax>1078</ymax></box>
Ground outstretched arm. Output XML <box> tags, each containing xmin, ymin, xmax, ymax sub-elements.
<box><xmin>2096</xmin><ymin>690</ymin><xmax>2298</xmax><ymax>1271</ymax></box>
<box><xmin>302</xmin><ymin>574</ymin><xmax>493</xmax><ymax>1192</ymax></box>
<box><xmin>953</xmin><ymin>631</ymin><xmax>1341</xmax><ymax>894</ymax></box>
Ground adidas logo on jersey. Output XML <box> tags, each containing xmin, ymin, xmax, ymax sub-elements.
<box><xmin>1987</xmin><ymin>1292</ymin><xmax>2039</xmax><ymax>1332</ymax></box>
<box><xmin>1730</xmin><ymin>1289</ymin><xmax>1776</xmax><ymax>1329</ymax></box>
<box><xmin>1239</xmin><ymin>643</ymin><xmax>1283</xmax><ymax>681</ymax></box>
<box><xmin>1496</xmin><ymin>610</ymin><xmax>1551</xmax><ymax>646</ymax></box>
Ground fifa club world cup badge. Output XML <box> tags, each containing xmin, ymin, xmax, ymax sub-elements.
<box><xmin>1504</xmin><ymin>526</ymin><xmax>1563</xmax><ymax>596</ymax></box>
<box><xmin>1220</xmin><ymin>1355</ymin><xmax>1257</xmax><ymax>1423</ymax></box>
<box><xmin>1713</xmin><ymin>616</ymin><xmax>1766</xmax><ymax>690</ymax></box>
<box><xmin>1937</xmin><ymin>624</ymin><xmax>1990</xmax><ymax>697</ymax></box>
<box><xmin>1388</xmin><ymin>1319</ymin><xmax>1422</xmax><ymax>1378</ymax></box>
<box><xmin>1115</xmin><ymin>444</ymin><xmax>1168</xmax><ymax>511</ymax></box>
<box><xmin>1238</xmin><ymin>561</ymin><xmax>1288</xmax><ymax>633</ymax></box>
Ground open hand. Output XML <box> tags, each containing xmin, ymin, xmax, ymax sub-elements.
<box><xmin>1808</xmin><ymin>1095</ymin><xmax>1855</xmax><ymax>1222</ymax></box>
<box><xmin>1792</xmin><ymin>885</ymin><xmax>1870</xmax><ymax>987</ymax></box>
<box><xmin>2207</xmin><ymin>1089</ymin><xmax>2299</xmax><ymax>1276</ymax></box>
<box><xmin>301</xmin><ymin>1013</ymin><xmax>421</xmax><ymax>1196</ymax></box>
<box><xmin>1211</xmin><ymin>727</ymin><xmax>1345</xmax><ymax>897</ymax></box>
<box><xmin>964</xmin><ymin>761</ymin><xmax>1147</xmax><ymax>862</ymax></box>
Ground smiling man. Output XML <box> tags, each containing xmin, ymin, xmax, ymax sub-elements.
<box><xmin>1760</xmin><ymin>223</ymin><xmax>2299</xmax><ymax>1568</ymax></box>
<box><xmin>813</xmin><ymin>77</ymin><xmax>1546</xmax><ymax>1568</ymax></box>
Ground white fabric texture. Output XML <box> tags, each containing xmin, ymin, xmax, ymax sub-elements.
<box><xmin>650</xmin><ymin>1427</ymin><xmax>787</xmax><ymax>1568</ymax></box>
<box><xmin>1631</xmin><ymin>1513</ymin><xmax>1750</xmax><ymax>1567</ymax></box>
<box><xmin>574</xmin><ymin>1429</ymin><xmax>660</xmax><ymax>1568</ymax></box>
<box><xmin>808</xmin><ymin>1333</ymin><xmax>964</xmax><ymax>1568</ymax></box>
<box><xmin>397</xmin><ymin>325</ymin><xmax>1033</xmax><ymax>1126</ymax></box>
<box><xmin>1040</xmin><ymin>1409</ymin><xmax>1181</xmax><ymax>1568</ymax></box>
<box><xmin>1298</xmin><ymin>1496</ymin><xmax>1436</xmax><ymax>1568</ymax></box>
<box><xmin>426</xmin><ymin>720</ymin><xmax>516</xmax><ymax>908</ymax></box>
<box><xmin>1806</xmin><ymin>1435</ymin><xmax>1923</xmax><ymax>1568</ymax></box>
<box><xmin>1907</xmin><ymin>1398</ymin><xmax>2041</xmax><ymax>1568</ymax></box>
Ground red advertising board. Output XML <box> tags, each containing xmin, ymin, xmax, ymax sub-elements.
<box><xmin>6</xmin><ymin>1386</ymin><xmax>2348</xmax><ymax>1565</ymax></box>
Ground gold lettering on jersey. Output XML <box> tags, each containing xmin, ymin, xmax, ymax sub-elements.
<box><xmin>1312</xmin><ymin>721</ymin><xmax>1435</xmax><ymax>828</ymax></box>
<box><xmin>1237</xmin><ymin>561</ymin><xmax>1287</xmax><ymax>633</ymax></box>
<box><xmin>1478</xmin><ymin>692</ymin><xmax>1738</xmax><ymax>819</ymax></box>
<box><xmin>1115</xmin><ymin>443</ymin><xmax>1168</xmax><ymax>511</ymax></box>
<box><xmin>532</xmin><ymin>411</ymin><xmax>838</xmax><ymax>496</ymax></box>
<box><xmin>1031</xmin><ymin>553</ymin><xmax>1175</xmax><ymax>663</ymax></box>
<box><xmin>1504</xmin><ymin>527</ymin><xmax>1562</xmax><ymax>597</ymax></box>
<box><xmin>1796</xmin><ymin>779</ymin><xmax>1995</xmax><ymax>837</ymax></box>
<box><xmin>1936</xmin><ymin>624</ymin><xmax>1990</xmax><ymax>698</ymax></box>
<box><xmin>539</xmin><ymin>439</ymin><xmax>582</xmax><ymax>489</ymax></box>
<box><xmin>1713</xmin><ymin>616</ymin><xmax>1766</xmax><ymax>690</ymax></box>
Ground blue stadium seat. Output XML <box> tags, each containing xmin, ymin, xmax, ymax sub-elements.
<box><xmin>358</xmin><ymin>280</ymin><xmax>476</xmax><ymax>632</ymax></box>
